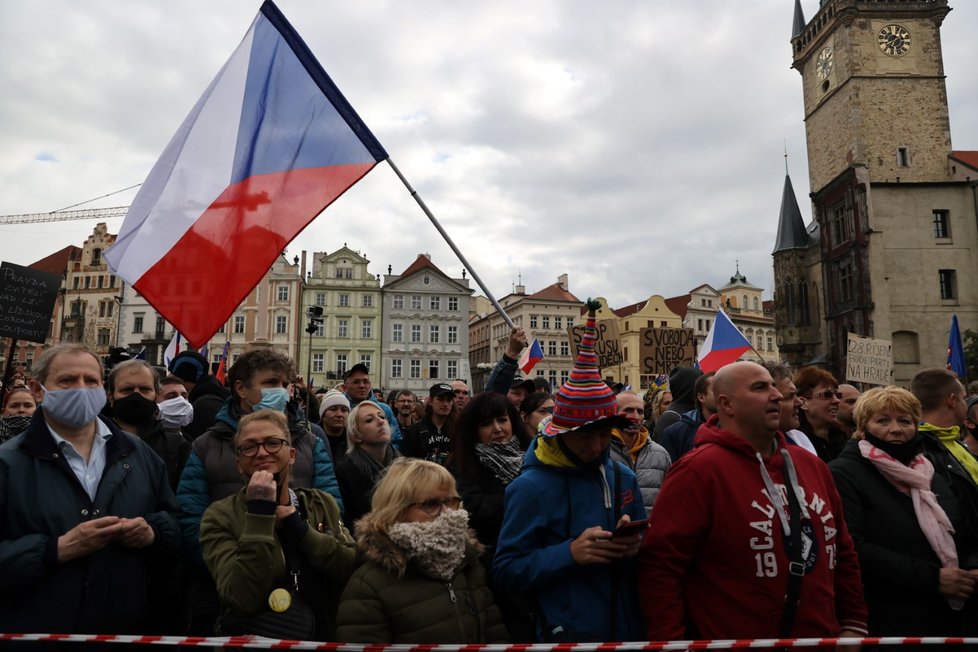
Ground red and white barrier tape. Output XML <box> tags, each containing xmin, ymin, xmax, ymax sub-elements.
<box><xmin>0</xmin><ymin>635</ymin><xmax>976</xmax><ymax>649</ymax></box>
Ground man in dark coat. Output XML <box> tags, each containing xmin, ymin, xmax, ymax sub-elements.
<box><xmin>0</xmin><ymin>344</ymin><xmax>180</xmax><ymax>635</ymax></box>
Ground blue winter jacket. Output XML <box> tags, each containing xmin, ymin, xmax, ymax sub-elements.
<box><xmin>492</xmin><ymin>437</ymin><xmax>647</xmax><ymax>641</ymax></box>
<box><xmin>657</xmin><ymin>408</ymin><xmax>703</xmax><ymax>463</ymax></box>
<box><xmin>176</xmin><ymin>399</ymin><xmax>342</xmax><ymax>574</ymax></box>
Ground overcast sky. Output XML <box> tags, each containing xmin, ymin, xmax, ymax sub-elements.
<box><xmin>2</xmin><ymin>1</ymin><xmax>976</xmax><ymax>310</ymax></box>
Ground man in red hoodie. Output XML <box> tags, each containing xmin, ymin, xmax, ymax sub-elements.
<box><xmin>639</xmin><ymin>361</ymin><xmax>867</xmax><ymax>643</ymax></box>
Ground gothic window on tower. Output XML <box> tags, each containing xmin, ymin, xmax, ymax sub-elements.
<box><xmin>831</xmin><ymin>203</ymin><xmax>852</xmax><ymax>245</ymax></box>
<box><xmin>933</xmin><ymin>210</ymin><xmax>951</xmax><ymax>239</ymax></box>
<box><xmin>838</xmin><ymin>262</ymin><xmax>855</xmax><ymax>303</ymax></box>
<box><xmin>799</xmin><ymin>282</ymin><xmax>810</xmax><ymax>326</ymax></box>
<box><xmin>939</xmin><ymin>269</ymin><xmax>957</xmax><ymax>301</ymax></box>
<box><xmin>897</xmin><ymin>147</ymin><xmax>911</xmax><ymax>167</ymax></box>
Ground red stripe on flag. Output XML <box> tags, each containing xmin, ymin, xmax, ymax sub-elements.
<box><xmin>134</xmin><ymin>163</ymin><xmax>374</xmax><ymax>348</ymax></box>
<box><xmin>698</xmin><ymin>346</ymin><xmax>752</xmax><ymax>373</ymax></box>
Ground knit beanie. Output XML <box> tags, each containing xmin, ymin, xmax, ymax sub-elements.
<box><xmin>318</xmin><ymin>389</ymin><xmax>351</xmax><ymax>418</ymax></box>
<box><xmin>168</xmin><ymin>351</ymin><xmax>209</xmax><ymax>384</ymax></box>
<box><xmin>542</xmin><ymin>299</ymin><xmax>629</xmax><ymax>436</ymax></box>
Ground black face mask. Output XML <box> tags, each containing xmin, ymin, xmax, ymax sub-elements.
<box><xmin>112</xmin><ymin>393</ymin><xmax>159</xmax><ymax>427</ymax></box>
<box><xmin>864</xmin><ymin>432</ymin><xmax>924</xmax><ymax>466</ymax></box>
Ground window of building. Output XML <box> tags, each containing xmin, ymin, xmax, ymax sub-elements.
<box><xmin>939</xmin><ymin>269</ymin><xmax>957</xmax><ymax>300</ymax></box>
<box><xmin>897</xmin><ymin>146</ymin><xmax>911</xmax><ymax>167</ymax></box>
<box><xmin>554</xmin><ymin>316</ymin><xmax>562</xmax><ymax>329</ymax></box>
<box><xmin>73</xmin><ymin>276</ymin><xmax>79</xmax><ymax>289</ymax></box>
<box><xmin>447</xmin><ymin>325</ymin><xmax>458</xmax><ymax>344</ymax></box>
<box><xmin>548</xmin><ymin>340</ymin><xmax>557</xmax><ymax>356</ymax></box>
<box><xmin>392</xmin><ymin>323</ymin><xmax>403</xmax><ymax>342</ymax></box>
<box><xmin>933</xmin><ymin>210</ymin><xmax>951</xmax><ymax>239</ymax></box>
<box><xmin>566</xmin><ymin>317</ymin><xmax>574</xmax><ymax>327</ymax></box>
<box><xmin>338</xmin><ymin>319</ymin><xmax>349</xmax><ymax>338</ymax></box>
<box><xmin>91</xmin><ymin>248</ymin><xmax>101</xmax><ymax>265</ymax></box>
<box><xmin>549</xmin><ymin>370</ymin><xmax>559</xmax><ymax>390</ymax></box>
<box><xmin>234</xmin><ymin>315</ymin><xmax>245</xmax><ymax>334</ymax></box>
<box><xmin>336</xmin><ymin>354</ymin><xmax>348</xmax><ymax>375</ymax></box>
<box><xmin>839</xmin><ymin>262</ymin><xmax>854</xmax><ymax>302</ymax></box>
<box><xmin>698</xmin><ymin>318</ymin><xmax>704</xmax><ymax>332</ymax></box>
<box><xmin>338</xmin><ymin>293</ymin><xmax>350</xmax><ymax>307</ymax></box>
<box><xmin>362</xmin><ymin>294</ymin><xmax>373</xmax><ymax>308</ymax></box>
<box><xmin>430</xmin><ymin>296</ymin><xmax>441</xmax><ymax>311</ymax></box>
<box><xmin>275</xmin><ymin>316</ymin><xmax>287</xmax><ymax>334</ymax></box>
<box><xmin>98</xmin><ymin>301</ymin><xmax>106</xmax><ymax>318</ymax></box>
<box><xmin>312</xmin><ymin>353</ymin><xmax>324</xmax><ymax>373</ymax></box>
<box><xmin>832</xmin><ymin>203</ymin><xmax>852</xmax><ymax>245</ymax></box>
<box><xmin>133</xmin><ymin>314</ymin><xmax>144</xmax><ymax>334</ymax></box>
<box><xmin>429</xmin><ymin>325</ymin><xmax>440</xmax><ymax>343</ymax></box>
<box><xmin>361</xmin><ymin>319</ymin><xmax>372</xmax><ymax>339</ymax></box>
<box><xmin>410</xmin><ymin>359</ymin><xmax>421</xmax><ymax>379</ymax></box>
<box><xmin>393</xmin><ymin>295</ymin><xmax>404</xmax><ymax>310</ymax></box>
<box><xmin>753</xmin><ymin>297</ymin><xmax>759</xmax><ymax>311</ymax></box>
<box><xmin>411</xmin><ymin>325</ymin><xmax>422</xmax><ymax>343</ymax></box>
<box><xmin>97</xmin><ymin>275</ymin><xmax>105</xmax><ymax>289</ymax></box>
<box><xmin>96</xmin><ymin>328</ymin><xmax>110</xmax><ymax>347</ymax></box>
<box><xmin>391</xmin><ymin>359</ymin><xmax>403</xmax><ymax>379</ymax></box>
<box><xmin>277</xmin><ymin>285</ymin><xmax>289</xmax><ymax>302</ymax></box>
<box><xmin>315</xmin><ymin>321</ymin><xmax>325</xmax><ymax>337</ymax></box>
<box><xmin>530</xmin><ymin>315</ymin><xmax>538</xmax><ymax>328</ymax></box>
<box><xmin>448</xmin><ymin>297</ymin><xmax>458</xmax><ymax>311</ymax></box>
<box><xmin>315</xmin><ymin>292</ymin><xmax>326</xmax><ymax>306</ymax></box>
<box><xmin>429</xmin><ymin>359</ymin><xmax>439</xmax><ymax>379</ymax></box>
<box><xmin>447</xmin><ymin>359</ymin><xmax>458</xmax><ymax>378</ymax></box>
<box><xmin>156</xmin><ymin>315</ymin><xmax>165</xmax><ymax>336</ymax></box>
<box><xmin>767</xmin><ymin>336</ymin><xmax>773</xmax><ymax>352</ymax></box>
<box><xmin>560</xmin><ymin>340</ymin><xmax>569</xmax><ymax>356</ymax></box>
<box><xmin>360</xmin><ymin>354</ymin><xmax>371</xmax><ymax>371</ymax></box>
<box><xmin>109</xmin><ymin>276</ymin><xmax>116</xmax><ymax>288</ymax></box>
<box><xmin>411</xmin><ymin>295</ymin><xmax>422</xmax><ymax>310</ymax></box>
<box><xmin>84</xmin><ymin>276</ymin><xmax>91</xmax><ymax>289</ymax></box>
<box><xmin>541</xmin><ymin>316</ymin><xmax>551</xmax><ymax>329</ymax></box>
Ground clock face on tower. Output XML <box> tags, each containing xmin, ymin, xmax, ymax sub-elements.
<box><xmin>878</xmin><ymin>24</ymin><xmax>912</xmax><ymax>57</ymax></box>
<box><xmin>815</xmin><ymin>47</ymin><xmax>833</xmax><ymax>80</ymax></box>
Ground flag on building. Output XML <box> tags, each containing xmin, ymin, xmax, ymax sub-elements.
<box><xmin>163</xmin><ymin>332</ymin><xmax>182</xmax><ymax>367</ymax></box>
<box><xmin>947</xmin><ymin>314</ymin><xmax>967</xmax><ymax>380</ymax></box>
<box><xmin>215</xmin><ymin>340</ymin><xmax>231</xmax><ymax>385</ymax></box>
<box><xmin>104</xmin><ymin>1</ymin><xmax>388</xmax><ymax>349</ymax></box>
<box><xmin>697</xmin><ymin>308</ymin><xmax>753</xmax><ymax>373</ymax></box>
<box><xmin>518</xmin><ymin>338</ymin><xmax>545</xmax><ymax>374</ymax></box>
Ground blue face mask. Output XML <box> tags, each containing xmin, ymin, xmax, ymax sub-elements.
<box><xmin>40</xmin><ymin>385</ymin><xmax>107</xmax><ymax>428</ymax></box>
<box><xmin>250</xmin><ymin>387</ymin><xmax>289</xmax><ymax>413</ymax></box>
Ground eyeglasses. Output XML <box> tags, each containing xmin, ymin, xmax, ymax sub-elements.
<box><xmin>236</xmin><ymin>438</ymin><xmax>290</xmax><ymax>457</ymax></box>
<box><xmin>810</xmin><ymin>390</ymin><xmax>843</xmax><ymax>400</ymax></box>
<box><xmin>410</xmin><ymin>496</ymin><xmax>462</xmax><ymax>517</ymax></box>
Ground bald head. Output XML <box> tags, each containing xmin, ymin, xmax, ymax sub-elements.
<box><xmin>713</xmin><ymin>362</ymin><xmax>784</xmax><ymax>451</ymax></box>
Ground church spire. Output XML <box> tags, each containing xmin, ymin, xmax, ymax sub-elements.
<box><xmin>773</xmin><ymin>172</ymin><xmax>810</xmax><ymax>253</ymax></box>
<box><xmin>792</xmin><ymin>0</ymin><xmax>806</xmax><ymax>38</ymax></box>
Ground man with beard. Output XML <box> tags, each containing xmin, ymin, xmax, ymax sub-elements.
<box><xmin>835</xmin><ymin>384</ymin><xmax>860</xmax><ymax>438</ymax></box>
<box><xmin>393</xmin><ymin>389</ymin><xmax>418</xmax><ymax>430</ymax></box>
<box><xmin>108</xmin><ymin>360</ymin><xmax>190</xmax><ymax>493</ymax></box>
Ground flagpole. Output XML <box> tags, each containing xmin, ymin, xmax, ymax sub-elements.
<box><xmin>386</xmin><ymin>158</ymin><xmax>515</xmax><ymax>329</ymax></box>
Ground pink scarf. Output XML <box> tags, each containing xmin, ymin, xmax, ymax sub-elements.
<box><xmin>858</xmin><ymin>440</ymin><xmax>962</xmax><ymax>609</ymax></box>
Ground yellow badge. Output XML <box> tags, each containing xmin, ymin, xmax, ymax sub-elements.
<box><xmin>268</xmin><ymin>588</ymin><xmax>292</xmax><ymax>613</ymax></box>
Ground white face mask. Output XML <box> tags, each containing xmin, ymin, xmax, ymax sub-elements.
<box><xmin>158</xmin><ymin>396</ymin><xmax>194</xmax><ymax>429</ymax></box>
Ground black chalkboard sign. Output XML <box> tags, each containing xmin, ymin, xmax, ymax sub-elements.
<box><xmin>0</xmin><ymin>261</ymin><xmax>61</xmax><ymax>343</ymax></box>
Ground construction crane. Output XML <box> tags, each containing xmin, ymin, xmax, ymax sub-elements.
<box><xmin>0</xmin><ymin>206</ymin><xmax>130</xmax><ymax>226</ymax></box>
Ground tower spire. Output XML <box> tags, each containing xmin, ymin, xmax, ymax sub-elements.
<box><xmin>792</xmin><ymin>0</ymin><xmax>806</xmax><ymax>39</ymax></box>
<box><xmin>773</xmin><ymin>170</ymin><xmax>810</xmax><ymax>254</ymax></box>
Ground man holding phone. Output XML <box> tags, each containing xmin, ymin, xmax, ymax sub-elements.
<box><xmin>493</xmin><ymin>301</ymin><xmax>647</xmax><ymax>642</ymax></box>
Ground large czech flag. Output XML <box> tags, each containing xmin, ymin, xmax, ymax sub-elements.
<box><xmin>697</xmin><ymin>308</ymin><xmax>753</xmax><ymax>373</ymax></box>
<box><xmin>105</xmin><ymin>1</ymin><xmax>387</xmax><ymax>349</ymax></box>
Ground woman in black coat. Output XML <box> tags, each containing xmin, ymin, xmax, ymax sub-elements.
<box><xmin>830</xmin><ymin>386</ymin><xmax>978</xmax><ymax>639</ymax></box>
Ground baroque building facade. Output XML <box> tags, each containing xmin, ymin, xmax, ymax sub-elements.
<box><xmin>775</xmin><ymin>0</ymin><xmax>978</xmax><ymax>382</ymax></box>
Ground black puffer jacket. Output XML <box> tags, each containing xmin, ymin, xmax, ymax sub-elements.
<box><xmin>830</xmin><ymin>439</ymin><xmax>975</xmax><ymax>636</ymax></box>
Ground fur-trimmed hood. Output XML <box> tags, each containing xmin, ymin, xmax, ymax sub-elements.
<box><xmin>354</xmin><ymin>510</ymin><xmax>484</xmax><ymax>578</ymax></box>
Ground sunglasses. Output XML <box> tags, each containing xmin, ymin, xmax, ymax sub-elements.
<box><xmin>809</xmin><ymin>390</ymin><xmax>843</xmax><ymax>400</ymax></box>
<box><xmin>410</xmin><ymin>496</ymin><xmax>462</xmax><ymax>517</ymax></box>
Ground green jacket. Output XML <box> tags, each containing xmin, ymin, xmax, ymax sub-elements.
<box><xmin>336</xmin><ymin>511</ymin><xmax>508</xmax><ymax>643</ymax></box>
<box><xmin>200</xmin><ymin>486</ymin><xmax>357</xmax><ymax>638</ymax></box>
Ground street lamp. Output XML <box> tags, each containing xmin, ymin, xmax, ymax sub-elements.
<box><xmin>304</xmin><ymin>305</ymin><xmax>324</xmax><ymax>425</ymax></box>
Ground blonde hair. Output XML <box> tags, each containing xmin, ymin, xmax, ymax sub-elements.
<box><xmin>236</xmin><ymin>409</ymin><xmax>291</xmax><ymax>446</ymax></box>
<box><xmin>852</xmin><ymin>386</ymin><xmax>921</xmax><ymax>437</ymax></box>
<box><xmin>346</xmin><ymin>401</ymin><xmax>388</xmax><ymax>453</ymax></box>
<box><xmin>368</xmin><ymin>458</ymin><xmax>457</xmax><ymax>532</ymax></box>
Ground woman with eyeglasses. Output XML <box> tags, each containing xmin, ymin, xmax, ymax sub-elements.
<box><xmin>520</xmin><ymin>391</ymin><xmax>555</xmax><ymax>438</ymax></box>
<box><xmin>334</xmin><ymin>401</ymin><xmax>400</xmax><ymax>530</ymax></box>
<box><xmin>200</xmin><ymin>410</ymin><xmax>357</xmax><ymax>640</ymax></box>
<box><xmin>830</xmin><ymin>387</ymin><xmax>978</xmax><ymax>641</ymax></box>
<box><xmin>336</xmin><ymin>458</ymin><xmax>508</xmax><ymax>643</ymax></box>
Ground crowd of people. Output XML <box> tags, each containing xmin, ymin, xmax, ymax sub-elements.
<box><xmin>3</xmin><ymin>306</ymin><xmax>978</xmax><ymax>646</ymax></box>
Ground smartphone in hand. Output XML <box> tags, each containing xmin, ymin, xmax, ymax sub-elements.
<box><xmin>611</xmin><ymin>518</ymin><xmax>648</xmax><ymax>539</ymax></box>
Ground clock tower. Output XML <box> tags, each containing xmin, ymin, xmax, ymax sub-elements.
<box><xmin>775</xmin><ymin>0</ymin><xmax>978</xmax><ymax>381</ymax></box>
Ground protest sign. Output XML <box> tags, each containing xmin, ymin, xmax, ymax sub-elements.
<box><xmin>639</xmin><ymin>327</ymin><xmax>696</xmax><ymax>375</ymax></box>
<box><xmin>846</xmin><ymin>333</ymin><xmax>893</xmax><ymax>386</ymax></box>
<box><xmin>568</xmin><ymin>319</ymin><xmax>623</xmax><ymax>369</ymax></box>
<box><xmin>0</xmin><ymin>262</ymin><xmax>61</xmax><ymax>343</ymax></box>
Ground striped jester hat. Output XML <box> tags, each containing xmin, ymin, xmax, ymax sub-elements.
<box><xmin>542</xmin><ymin>298</ymin><xmax>629</xmax><ymax>436</ymax></box>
